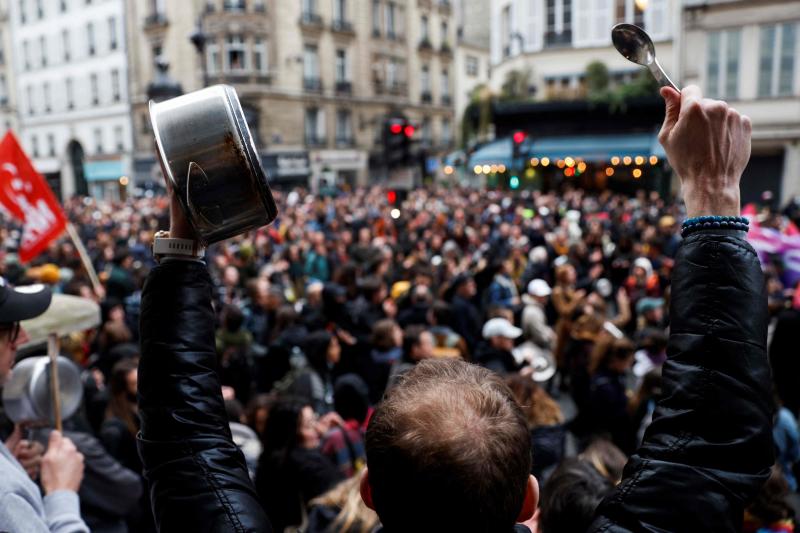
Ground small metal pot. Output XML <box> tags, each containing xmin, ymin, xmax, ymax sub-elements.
<box><xmin>150</xmin><ymin>85</ymin><xmax>278</xmax><ymax>245</ymax></box>
<box><xmin>2</xmin><ymin>356</ymin><xmax>83</xmax><ymax>424</ymax></box>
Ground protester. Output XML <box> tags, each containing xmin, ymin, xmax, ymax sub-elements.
<box><xmin>0</xmin><ymin>280</ymin><xmax>88</xmax><ymax>532</ymax></box>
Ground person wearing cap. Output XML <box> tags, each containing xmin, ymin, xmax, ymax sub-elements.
<box><xmin>635</xmin><ymin>297</ymin><xmax>666</xmax><ymax>330</ymax></box>
<box><xmin>475</xmin><ymin>317</ymin><xmax>525</xmax><ymax>375</ymax></box>
<box><xmin>522</xmin><ymin>279</ymin><xmax>555</xmax><ymax>351</ymax></box>
<box><xmin>0</xmin><ymin>279</ymin><xmax>88</xmax><ymax>533</ymax></box>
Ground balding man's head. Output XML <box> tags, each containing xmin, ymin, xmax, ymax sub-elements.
<box><xmin>362</xmin><ymin>359</ymin><xmax>537</xmax><ymax>532</ymax></box>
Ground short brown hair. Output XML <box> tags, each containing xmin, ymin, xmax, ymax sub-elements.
<box><xmin>365</xmin><ymin>359</ymin><xmax>531</xmax><ymax>532</ymax></box>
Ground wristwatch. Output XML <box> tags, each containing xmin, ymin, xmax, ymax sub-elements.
<box><xmin>152</xmin><ymin>230</ymin><xmax>205</xmax><ymax>262</ymax></box>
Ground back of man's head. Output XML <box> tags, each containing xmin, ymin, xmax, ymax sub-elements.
<box><xmin>539</xmin><ymin>458</ymin><xmax>613</xmax><ymax>533</ymax></box>
<box><xmin>364</xmin><ymin>359</ymin><xmax>532</xmax><ymax>532</ymax></box>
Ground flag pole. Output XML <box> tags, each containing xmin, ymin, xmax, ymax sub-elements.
<box><xmin>65</xmin><ymin>222</ymin><xmax>102</xmax><ymax>297</ymax></box>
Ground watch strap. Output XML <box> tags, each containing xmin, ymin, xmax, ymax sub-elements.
<box><xmin>153</xmin><ymin>237</ymin><xmax>205</xmax><ymax>259</ymax></box>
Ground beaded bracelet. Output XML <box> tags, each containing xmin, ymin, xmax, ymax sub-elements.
<box><xmin>681</xmin><ymin>215</ymin><xmax>749</xmax><ymax>238</ymax></box>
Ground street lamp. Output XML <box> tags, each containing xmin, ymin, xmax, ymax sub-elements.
<box><xmin>189</xmin><ymin>16</ymin><xmax>209</xmax><ymax>88</ymax></box>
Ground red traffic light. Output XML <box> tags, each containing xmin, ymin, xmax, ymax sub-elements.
<box><xmin>390</xmin><ymin>123</ymin><xmax>403</xmax><ymax>135</ymax></box>
<box><xmin>387</xmin><ymin>190</ymin><xmax>397</xmax><ymax>204</ymax></box>
<box><xmin>404</xmin><ymin>125</ymin><xmax>415</xmax><ymax>137</ymax></box>
<box><xmin>513</xmin><ymin>131</ymin><xmax>526</xmax><ymax>144</ymax></box>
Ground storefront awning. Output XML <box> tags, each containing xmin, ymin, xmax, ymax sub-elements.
<box><xmin>468</xmin><ymin>133</ymin><xmax>666</xmax><ymax>166</ymax></box>
<box><xmin>469</xmin><ymin>138</ymin><xmax>513</xmax><ymax>166</ymax></box>
<box><xmin>84</xmin><ymin>160</ymin><xmax>124</xmax><ymax>182</ymax></box>
<box><xmin>530</xmin><ymin>133</ymin><xmax>665</xmax><ymax>162</ymax></box>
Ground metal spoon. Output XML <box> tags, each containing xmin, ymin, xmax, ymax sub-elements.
<box><xmin>611</xmin><ymin>23</ymin><xmax>678</xmax><ymax>91</ymax></box>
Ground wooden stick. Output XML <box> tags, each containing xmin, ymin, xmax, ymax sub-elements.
<box><xmin>65</xmin><ymin>222</ymin><xmax>102</xmax><ymax>296</ymax></box>
<box><xmin>48</xmin><ymin>334</ymin><xmax>62</xmax><ymax>432</ymax></box>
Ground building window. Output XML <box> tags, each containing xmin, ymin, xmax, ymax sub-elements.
<box><xmin>616</xmin><ymin>0</ymin><xmax>644</xmax><ymax>28</ymax></box>
<box><xmin>223</xmin><ymin>0</ymin><xmax>246</xmax><ymax>11</ymax></box>
<box><xmin>94</xmin><ymin>128</ymin><xmax>103</xmax><ymax>154</ymax></box>
<box><xmin>421</xmin><ymin>15</ymin><xmax>429</xmax><ymax>42</ymax></box>
<box><xmin>109</xmin><ymin>17</ymin><xmax>118</xmax><ymax>50</ymax></box>
<box><xmin>36</xmin><ymin>0</ymin><xmax>44</xmax><ymax>19</ymax></box>
<box><xmin>333</xmin><ymin>0</ymin><xmax>346</xmax><ymax>23</ymax></box>
<box><xmin>224</xmin><ymin>35</ymin><xmax>247</xmax><ymax>72</ymax></box>
<box><xmin>707</xmin><ymin>29</ymin><xmax>740</xmax><ymax>99</ymax></box>
<box><xmin>114</xmin><ymin>126</ymin><xmax>124</xmax><ymax>152</ymax></box>
<box><xmin>60</xmin><ymin>0</ymin><xmax>67</xmax><ymax>12</ymax></box>
<box><xmin>111</xmin><ymin>69</ymin><xmax>121</xmax><ymax>102</ymax></box>
<box><xmin>66</xmin><ymin>78</ymin><xmax>74</xmax><ymax>109</ymax></box>
<box><xmin>43</xmin><ymin>82</ymin><xmax>51</xmax><ymax>113</ymax></box>
<box><xmin>47</xmin><ymin>134</ymin><xmax>55</xmax><ymax>157</ymax></box>
<box><xmin>441</xmin><ymin>21</ymin><xmax>449</xmax><ymax>47</ymax></box>
<box><xmin>26</xmin><ymin>85</ymin><xmax>33</xmax><ymax>115</ymax></box>
<box><xmin>19</xmin><ymin>0</ymin><xmax>25</xmax><ymax>24</ymax></box>
<box><xmin>384</xmin><ymin>1</ymin><xmax>396</xmax><ymax>39</ymax></box>
<box><xmin>441</xmin><ymin>68</ymin><xmax>450</xmax><ymax>98</ymax></box>
<box><xmin>23</xmin><ymin>41</ymin><xmax>30</xmax><ymax>70</ymax></box>
<box><xmin>207</xmin><ymin>42</ymin><xmax>220</xmax><ymax>74</ymax></box>
<box><xmin>372</xmin><ymin>0</ymin><xmax>380</xmax><ymax>35</ymax></box>
<box><xmin>62</xmin><ymin>30</ymin><xmax>71</xmax><ymax>62</ymax></box>
<box><xmin>441</xmin><ymin>118</ymin><xmax>452</xmax><ymax>146</ymax></box>
<box><xmin>305</xmin><ymin>107</ymin><xmax>325</xmax><ymax>145</ymax></box>
<box><xmin>336</xmin><ymin>109</ymin><xmax>353</xmax><ymax>145</ymax></box>
<box><xmin>501</xmin><ymin>5</ymin><xmax>511</xmax><ymax>56</ymax></box>
<box><xmin>421</xmin><ymin>117</ymin><xmax>432</xmax><ymax>147</ymax></box>
<box><xmin>302</xmin><ymin>0</ymin><xmax>316</xmax><ymax>16</ymax></box>
<box><xmin>335</xmin><ymin>49</ymin><xmax>348</xmax><ymax>82</ymax></box>
<box><xmin>32</xmin><ymin>136</ymin><xmax>39</xmax><ymax>158</ymax></box>
<box><xmin>466</xmin><ymin>55</ymin><xmax>478</xmax><ymax>76</ymax></box>
<box><xmin>303</xmin><ymin>44</ymin><xmax>320</xmax><ymax>87</ymax></box>
<box><xmin>87</xmin><ymin>22</ymin><xmax>95</xmax><ymax>56</ymax></box>
<box><xmin>253</xmin><ymin>38</ymin><xmax>268</xmax><ymax>74</ymax></box>
<box><xmin>758</xmin><ymin>23</ymin><xmax>797</xmax><ymax>98</ymax></box>
<box><xmin>90</xmin><ymin>73</ymin><xmax>99</xmax><ymax>105</ymax></box>
<box><xmin>421</xmin><ymin>64</ymin><xmax>431</xmax><ymax>101</ymax></box>
<box><xmin>545</xmin><ymin>0</ymin><xmax>572</xmax><ymax>47</ymax></box>
<box><xmin>0</xmin><ymin>75</ymin><xmax>6</xmax><ymax>106</ymax></box>
<box><xmin>0</xmin><ymin>31</ymin><xmax>4</xmax><ymax>65</ymax></box>
<box><xmin>39</xmin><ymin>36</ymin><xmax>47</xmax><ymax>67</ymax></box>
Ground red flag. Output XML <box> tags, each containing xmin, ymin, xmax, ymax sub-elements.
<box><xmin>0</xmin><ymin>132</ymin><xmax>67</xmax><ymax>263</ymax></box>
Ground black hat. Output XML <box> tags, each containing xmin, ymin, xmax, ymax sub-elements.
<box><xmin>0</xmin><ymin>278</ymin><xmax>52</xmax><ymax>324</ymax></box>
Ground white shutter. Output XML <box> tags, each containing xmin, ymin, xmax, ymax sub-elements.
<box><xmin>574</xmin><ymin>0</ymin><xmax>591</xmax><ymax>47</ymax></box>
<box><xmin>593</xmin><ymin>0</ymin><xmax>613</xmax><ymax>44</ymax></box>
<box><xmin>646</xmin><ymin>0</ymin><xmax>669</xmax><ymax>40</ymax></box>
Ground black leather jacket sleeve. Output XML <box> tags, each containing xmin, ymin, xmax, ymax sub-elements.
<box><xmin>137</xmin><ymin>261</ymin><xmax>272</xmax><ymax>533</ymax></box>
<box><xmin>591</xmin><ymin>231</ymin><xmax>773</xmax><ymax>532</ymax></box>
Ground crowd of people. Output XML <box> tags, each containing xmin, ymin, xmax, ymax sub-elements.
<box><xmin>0</xmin><ymin>178</ymin><xmax>797</xmax><ymax>531</ymax></box>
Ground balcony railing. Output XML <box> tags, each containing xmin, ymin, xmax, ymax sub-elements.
<box><xmin>305</xmin><ymin>135</ymin><xmax>327</xmax><ymax>147</ymax></box>
<box><xmin>418</xmin><ymin>38</ymin><xmax>433</xmax><ymax>51</ymax></box>
<box><xmin>303</xmin><ymin>77</ymin><xmax>323</xmax><ymax>92</ymax></box>
<box><xmin>336</xmin><ymin>136</ymin><xmax>355</xmax><ymax>147</ymax></box>
<box><xmin>331</xmin><ymin>19</ymin><xmax>354</xmax><ymax>33</ymax></box>
<box><xmin>440</xmin><ymin>42</ymin><xmax>452</xmax><ymax>56</ymax></box>
<box><xmin>438</xmin><ymin>0</ymin><xmax>452</xmax><ymax>14</ymax></box>
<box><xmin>421</xmin><ymin>91</ymin><xmax>432</xmax><ymax>103</ymax></box>
<box><xmin>300</xmin><ymin>12</ymin><xmax>323</xmax><ymax>27</ymax></box>
<box><xmin>335</xmin><ymin>81</ymin><xmax>353</xmax><ymax>94</ymax></box>
<box><xmin>144</xmin><ymin>12</ymin><xmax>168</xmax><ymax>28</ymax></box>
<box><xmin>374</xmin><ymin>80</ymin><xmax>407</xmax><ymax>96</ymax></box>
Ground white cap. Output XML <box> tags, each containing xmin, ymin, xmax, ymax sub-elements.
<box><xmin>482</xmin><ymin>318</ymin><xmax>522</xmax><ymax>340</ymax></box>
<box><xmin>527</xmin><ymin>279</ymin><xmax>552</xmax><ymax>297</ymax></box>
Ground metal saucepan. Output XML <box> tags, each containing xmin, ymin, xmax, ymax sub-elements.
<box><xmin>2</xmin><ymin>355</ymin><xmax>83</xmax><ymax>424</ymax></box>
<box><xmin>150</xmin><ymin>85</ymin><xmax>278</xmax><ymax>245</ymax></box>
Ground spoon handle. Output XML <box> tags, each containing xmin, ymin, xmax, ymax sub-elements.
<box><xmin>649</xmin><ymin>59</ymin><xmax>679</xmax><ymax>91</ymax></box>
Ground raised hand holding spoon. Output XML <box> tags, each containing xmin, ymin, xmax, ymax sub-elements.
<box><xmin>611</xmin><ymin>23</ymin><xmax>678</xmax><ymax>91</ymax></box>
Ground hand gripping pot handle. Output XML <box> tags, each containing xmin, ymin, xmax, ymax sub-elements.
<box><xmin>149</xmin><ymin>85</ymin><xmax>278</xmax><ymax>245</ymax></box>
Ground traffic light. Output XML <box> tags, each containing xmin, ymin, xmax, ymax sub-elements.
<box><xmin>512</xmin><ymin>130</ymin><xmax>526</xmax><ymax>161</ymax></box>
<box><xmin>384</xmin><ymin>117</ymin><xmax>416</xmax><ymax>168</ymax></box>
<box><xmin>387</xmin><ymin>190</ymin><xmax>397</xmax><ymax>204</ymax></box>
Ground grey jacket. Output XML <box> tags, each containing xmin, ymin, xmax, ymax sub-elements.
<box><xmin>0</xmin><ymin>441</ymin><xmax>89</xmax><ymax>533</ymax></box>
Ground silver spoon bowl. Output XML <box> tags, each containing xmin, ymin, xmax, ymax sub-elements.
<box><xmin>611</xmin><ymin>23</ymin><xmax>678</xmax><ymax>91</ymax></box>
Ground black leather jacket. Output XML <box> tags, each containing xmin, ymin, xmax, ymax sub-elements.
<box><xmin>137</xmin><ymin>229</ymin><xmax>771</xmax><ymax>533</ymax></box>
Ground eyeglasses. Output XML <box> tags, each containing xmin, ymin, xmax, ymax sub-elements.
<box><xmin>0</xmin><ymin>323</ymin><xmax>21</xmax><ymax>344</ymax></box>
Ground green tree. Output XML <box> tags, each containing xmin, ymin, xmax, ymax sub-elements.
<box><xmin>499</xmin><ymin>69</ymin><xmax>532</xmax><ymax>102</ymax></box>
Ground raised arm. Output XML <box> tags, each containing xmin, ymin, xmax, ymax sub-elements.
<box><xmin>591</xmin><ymin>86</ymin><xmax>773</xmax><ymax>531</ymax></box>
<box><xmin>137</xmin><ymin>186</ymin><xmax>272</xmax><ymax>532</ymax></box>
